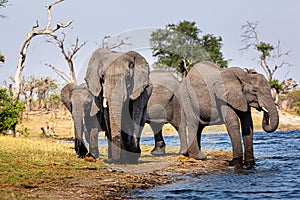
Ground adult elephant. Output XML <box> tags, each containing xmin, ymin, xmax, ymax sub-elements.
<box><xmin>61</xmin><ymin>83</ymin><xmax>106</xmax><ymax>159</ymax></box>
<box><xmin>85</xmin><ymin>48</ymin><xmax>152</xmax><ymax>164</ymax></box>
<box><xmin>180</xmin><ymin>61</ymin><xmax>279</xmax><ymax>168</ymax></box>
<box><xmin>146</xmin><ymin>70</ymin><xmax>187</xmax><ymax>155</ymax></box>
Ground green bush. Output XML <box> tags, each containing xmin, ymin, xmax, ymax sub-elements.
<box><xmin>286</xmin><ymin>90</ymin><xmax>300</xmax><ymax>115</ymax></box>
<box><xmin>0</xmin><ymin>88</ymin><xmax>24</xmax><ymax>134</ymax></box>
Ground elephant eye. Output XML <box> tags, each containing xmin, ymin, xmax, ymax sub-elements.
<box><xmin>253</xmin><ymin>88</ymin><xmax>258</xmax><ymax>93</ymax></box>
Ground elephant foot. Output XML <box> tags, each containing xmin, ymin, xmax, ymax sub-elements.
<box><xmin>76</xmin><ymin>146</ymin><xmax>88</xmax><ymax>158</ymax></box>
<box><xmin>88</xmin><ymin>147</ymin><xmax>100</xmax><ymax>159</ymax></box>
<box><xmin>244</xmin><ymin>160</ymin><xmax>256</xmax><ymax>170</ymax></box>
<box><xmin>151</xmin><ymin>141</ymin><xmax>166</xmax><ymax>156</ymax></box>
<box><xmin>104</xmin><ymin>153</ymin><xmax>140</xmax><ymax>165</ymax></box>
<box><xmin>178</xmin><ymin>147</ymin><xmax>188</xmax><ymax>156</ymax></box>
<box><xmin>104</xmin><ymin>158</ymin><xmax>123</xmax><ymax>165</ymax></box>
<box><xmin>86</xmin><ymin>152</ymin><xmax>99</xmax><ymax>159</ymax></box>
<box><xmin>229</xmin><ymin>157</ymin><xmax>244</xmax><ymax>168</ymax></box>
<box><xmin>188</xmin><ymin>150</ymin><xmax>207</xmax><ymax>160</ymax></box>
<box><xmin>75</xmin><ymin>139</ymin><xmax>88</xmax><ymax>158</ymax></box>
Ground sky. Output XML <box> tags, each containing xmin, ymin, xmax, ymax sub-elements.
<box><xmin>0</xmin><ymin>0</ymin><xmax>299</xmax><ymax>86</ymax></box>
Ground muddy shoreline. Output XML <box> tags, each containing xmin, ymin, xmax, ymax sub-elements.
<box><xmin>24</xmin><ymin>148</ymin><xmax>232</xmax><ymax>199</ymax></box>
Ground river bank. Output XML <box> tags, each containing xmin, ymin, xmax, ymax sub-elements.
<box><xmin>4</xmin><ymin>110</ymin><xmax>299</xmax><ymax>199</ymax></box>
<box><xmin>0</xmin><ymin>135</ymin><xmax>231</xmax><ymax>199</ymax></box>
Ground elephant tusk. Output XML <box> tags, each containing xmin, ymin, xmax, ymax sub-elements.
<box><xmin>262</xmin><ymin>107</ymin><xmax>268</xmax><ymax>113</ymax></box>
<box><xmin>103</xmin><ymin>97</ymin><xmax>107</xmax><ymax>108</ymax></box>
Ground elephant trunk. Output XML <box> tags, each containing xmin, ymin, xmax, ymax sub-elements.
<box><xmin>108</xmin><ymin>99</ymin><xmax>123</xmax><ymax>162</ymax></box>
<box><xmin>73</xmin><ymin>112</ymin><xmax>83</xmax><ymax>141</ymax></box>
<box><xmin>261</xmin><ymin>102</ymin><xmax>279</xmax><ymax>133</ymax></box>
<box><xmin>73</xmin><ymin>112</ymin><xmax>88</xmax><ymax>157</ymax></box>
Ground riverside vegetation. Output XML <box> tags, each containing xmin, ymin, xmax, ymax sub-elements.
<box><xmin>1</xmin><ymin>95</ymin><xmax>300</xmax><ymax>199</ymax></box>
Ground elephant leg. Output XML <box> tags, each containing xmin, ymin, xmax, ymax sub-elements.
<box><xmin>187</xmin><ymin>121</ymin><xmax>206</xmax><ymax>160</ymax></box>
<box><xmin>74</xmin><ymin>121</ymin><xmax>88</xmax><ymax>158</ymax></box>
<box><xmin>74</xmin><ymin>138</ymin><xmax>88</xmax><ymax>158</ymax></box>
<box><xmin>102</xmin><ymin>108</ymin><xmax>112</xmax><ymax>159</ymax></box>
<box><xmin>149</xmin><ymin>122</ymin><xmax>166</xmax><ymax>156</ymax></box>
<box><xmin>84</xmin><ymin>116</ymin><xmax>100</xmax><ymax>159</ymax></box>
<box><xmin>240</xmin><ymin>111</ymin><xmax>255</xmax><ymax>168</ymax></box>
<box><xmin>221</xmin><ymin>106</ymin><xmax>243</xmax><ymax>167</ymax></box>
<box><xmin>172</xmin><ymin>119</ymin><xmax>188</xmax><ymax>155</ymax></box>
<box><xmin>87</xmin><ymin>128</ymin><xmax>99</xmax><ymax>159</ymax></box>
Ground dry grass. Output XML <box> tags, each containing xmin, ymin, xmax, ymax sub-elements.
<box><xmin>0</xmin><ymin>135</ymin><xmax>105</xmax><ymax>199</ymax></box>
<box><xmin>3</xmin><ymin>108</ymin><xmax>298</xmax><ymax>199</ymax></box>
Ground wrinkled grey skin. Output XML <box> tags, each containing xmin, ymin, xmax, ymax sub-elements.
<box><xmin>146</xmin><ymin>70</ymin><xmax>187</xmax><ymax>155</ymax></box>
<box><xmin>85</xmin><ymin>48</ymin><xmax>152</xmax><ymax>164</ymax></box>
<box><xmin>180</xmin><ymin>61</ymin><xmax>279</xmax><ymax>168</ymax></box>
<box><xmin>61</xmin><ymin>83</ymin><xmax>102</xmax><ymax>159</ymax></box>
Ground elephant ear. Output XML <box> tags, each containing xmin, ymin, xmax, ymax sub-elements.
<box><xmin>78</xmin><ymin>83</ymin><xmax>100</xmax><ymax>117</ymax></box>
<box><xmin>61</xmin><ymin>83</ymin><xmax>76</xmax><ymax>112</ymax></box>
<box><xmin>218</xmin><ymin>67</ymin><xmax>248</xmax><ymax>112</ymax></box>
<box><xmin>85</xmin><ymin>48</ymin><xmax>127</xmax><ymax>97</ymax></box>
<box><xmin>90</xmin><ymin>98</ymin><xmax>100</xmax><ymax>117</ymax></box>
<box><xmin>125</xmin><ymin>51</ymin><xmax>150</xmax><ymax>100</ymax></box>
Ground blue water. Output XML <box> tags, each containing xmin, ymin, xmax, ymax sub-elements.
<box><xmin>128</xmin><ymin>130</ymin><xmax>300</xmax><ymax>199</ymax></box>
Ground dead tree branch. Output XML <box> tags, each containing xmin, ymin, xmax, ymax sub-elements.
<box><xmin>100</xmin><ymin>35</ymin><xmax>132</xmax><ymax>50</ymax></box>
<box><xmin>47</xmin><ymin>29</ymin><xmax>87</xmax><ymax>84</ymax></box>
<box><xmin>240</xmin><ymin>21</ymin><xmax>292</xmax><ymax>81</ymax></box>
<box><xmin>44</xmin><ymin>63</ymin><xmax>72</xmax><ymax>83</ymax></box>
<box><xmin>13</xmin><ymin>0</ymin><xmax>73</xmax><ymax>99</ymax></box>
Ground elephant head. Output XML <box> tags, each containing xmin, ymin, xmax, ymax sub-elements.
<box><xmin>84</xmin><ymin>48</ymin><xmax>151</xmax><ymax>163</ymax></box>
<box><xmin>220</xmin><ymin>67</ymin><xmax>279</xmax><ymax>133</ymax></box>
<box><xmin>61</xmin><ymin>83</ymin><xmax>100</xmax><ymax>158</ymax></box>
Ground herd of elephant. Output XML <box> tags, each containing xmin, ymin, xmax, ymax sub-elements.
<box><xmin>61</xmin><ymin>48</ymin><xmax>279</xmax><ymax>168</ymax></box>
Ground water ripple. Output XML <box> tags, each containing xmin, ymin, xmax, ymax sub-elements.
<box><xmin>130</xmin><ymin>130</ymin><xmax>300</xmax><ymax>199</ymax></box>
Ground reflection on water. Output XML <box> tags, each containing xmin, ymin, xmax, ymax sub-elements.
<box><xmin>130</xmin><ymin>130</ymin><xmax>300</xmax><ymax>199</ymax></box>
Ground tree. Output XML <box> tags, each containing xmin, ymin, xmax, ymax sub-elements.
<box><xmin>150</xmin><ymin>20</ymin><xmax>228</xmax><ymax>76</ymax></box>
<box><xmin>13</xmin><ymin>0</ymin><xmax>73</xmax><ymax>99</ymax></box>
<box><xmin>0</xmin><ymin>0</ymin><xmax>9</xmax><ymax>63</ymax></box>
<box><xmin>201</xmin><ymin>34</ymin><xmax>228</xmax><ymax>68</ymax></box>
<box><xmin>46</xmin><ymin>29</ymin><xmax>87</xmax><ymax>84</ymax></box>
<box><xmin>241</xmin><ymin>21</ymin><xmax>292</xmax><ymax>81</ymax></box>
<box><xmin>0</xmin><ymin>0</ymin><xmax>8</xmax><ymax>19</ymax></box>
<box><xmin>0</xmin><ymin>88</ymin><xmax>24</xmax><ymax>134</ymax></box>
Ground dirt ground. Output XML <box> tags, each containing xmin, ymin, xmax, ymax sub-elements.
<box><xmin>13</xmin><ymin>109</ymin><xmax>300</xmax><ymax>199</ymax></box>
<box><xmin>24</xmin><ymin>148</ymin><xmax>232</xmax><ymax>200</ymax></box>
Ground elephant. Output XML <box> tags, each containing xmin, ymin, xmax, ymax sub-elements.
<box><xmin>61</xmin><ymin>83</ymin><xmax>105</xmax><ymax>159</ymax></box>
<box><xmin>85</xmin><ymin>48</ymin><xmax>152</xmax><ymax>164</ymax></box>
<box><xmin>179</xmin><ymin>61</ymin><xmax>279</xmax><ymax>168</ymax></box>
<box><xmin>146</xmin><ymin>70</ymin><xmax>187</xmax><ymax>155</ymax></box>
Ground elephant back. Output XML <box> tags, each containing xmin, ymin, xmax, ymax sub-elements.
<box><xmin>147</xmin><ymin>70</ymin><xmax>180</xmax><ymax>123</ymax></box>
<box><xmin>149</xmin><ymin>70</ymin><xmax>179</xmax><ymax>93</ymax></box>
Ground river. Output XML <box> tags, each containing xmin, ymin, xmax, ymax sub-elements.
<box><xmin>128</xmin><ymin>130</ymin><xmax>300</xmax><ymax>199</ymax></box>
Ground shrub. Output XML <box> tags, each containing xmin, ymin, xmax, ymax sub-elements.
<box><xmin>280</xmin><ymin>90</ymin><xmax>300</xmax><ymax>116</ymax></box>
<box><xmin>0</xmin><ymin>88</ymin><xmax>25</xmax><ymax>134</ymax></box>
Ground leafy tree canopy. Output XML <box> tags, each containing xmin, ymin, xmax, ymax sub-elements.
<box><xmin>269</xmin><ymin>79</ymin><xmax>283</xmax><ymax>92</ymax></box>
<box><xmin>0</xmin><ymin>88</ymin><xmax>24</xmax><ymax>134</ymax></box>
<box><xmin>150</xmin><ymin>20</ymin><xmax>228</xmax><ymax>76</ymax></box>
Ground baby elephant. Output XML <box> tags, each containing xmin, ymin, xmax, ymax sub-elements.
<box><xmin>61</xmin><ymin>83</ymin><xmax>102</xmax><ymax>159</ymax></box>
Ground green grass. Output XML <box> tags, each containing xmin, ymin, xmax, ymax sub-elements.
<box><xmin>0</xmin><ymin>136</ymin><xmax>105</xmax><ymax>190</ymax></box>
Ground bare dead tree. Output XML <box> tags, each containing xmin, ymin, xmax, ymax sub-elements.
<box><xmin>20</xmin><ymin>76</ymin><xmax>36</xmax><ymax>111</ymax></box>
<box><xmin>240</xmin><ymin>21</ymin><xmax>292</xmax><ymax>81</ymax></box>
<box><xmin>46</xmin><ymin>29</ymin><xmax>87</xmax><ymax>84</ymax></box>
<box><xmin>13</xmin><ymin>0</ymin><xmax>73</xmax><ymax>99</ymax></box>
<box><xmin>0</xmin><ymin>0</ymin><xmax>8</xmax><ymax>19</ymax></box>
<box><xmin>44</xmin><ymin>63</ymin><xmax>72</xmax><ymax>83</ymax></box>
<box><xmin>100</xmin><ymin>35</ymin><xmax>132</xmax><ymax>50</ymax></box>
